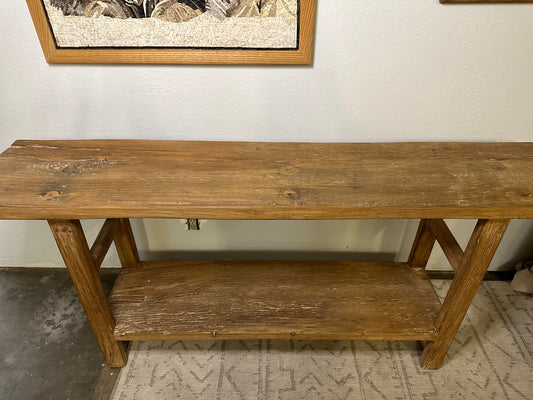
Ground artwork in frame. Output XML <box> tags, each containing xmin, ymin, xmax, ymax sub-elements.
<box><xmin>26</xmin><ymin>0</ymin><xmax>315</xmax><ymax>64</ymax></box>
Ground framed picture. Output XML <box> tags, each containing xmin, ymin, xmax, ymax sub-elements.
<box><xmin>26</xmin><ymin>0</ymin><xmax>316</xmax><ymax>64</ymax></box>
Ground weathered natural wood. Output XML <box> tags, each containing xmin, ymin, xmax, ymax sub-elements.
<box><xmin>109</xmin><ymin>260</ymin><xmax>441</xmax><ymax>341</ymax></box>
<box><xmin>48</xmin><ymin>219</ymin><xmax>127</xmax><ymax>367</ymax></box>
<box><xmin>428</xmin><ymin>219</ymin><xmax>463</xmax><ymax>271</ymax></box>
<box><xmin>90</xmin><ymin>219</ymin><xmax>120</xmax><ymax>270</ymax></box>
<box><xmin>0</xmin><ymin>141</ymin><xmax>532</xmax><ymax>220</ymax></box>
<box><xmin>408</xmin><ymin>219</ymin><xmax>436</xmax><ymax>269</ymax></box>
<box><xmin>25</xmin><ymin>0</ymin><xmax>315</xmax><ymax>64</ymax></box>
<box><xmin>1</xmin><ymin>140</ymin><xmax>530</xmax><ymax>370</ymax></box>
<box><xmin>114</xmin><ymin>219</ymin><xmax>139</xmax><ymax>267</ymax></box>
<box><xmin>420</xmin><ymin>219</ymin><xmax>509</xmax><ymax>369</ymax></box>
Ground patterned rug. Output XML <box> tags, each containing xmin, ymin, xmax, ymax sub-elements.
<box><xmin>110</xmin><ymin>281</ymin><xmax>532</xmax><ymax>399</ymax></box>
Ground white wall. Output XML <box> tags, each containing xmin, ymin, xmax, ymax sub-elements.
<box><xmin>1</xmin><ymin>1</ymin><xmax>532</xmax><ymax>270</ymax></box>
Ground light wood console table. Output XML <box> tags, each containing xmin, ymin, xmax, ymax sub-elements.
<box><xmin>0</xmin><ymin>140</ymin><xmax>531</xmax><ymax>369</ymax></box>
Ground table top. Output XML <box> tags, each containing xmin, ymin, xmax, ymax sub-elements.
<box><xmin>0</xmin><ymin>140</ymin><xmax>532</xmax><ymax>220</ymax></box>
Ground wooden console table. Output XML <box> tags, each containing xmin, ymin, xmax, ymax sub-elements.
<box><xmin>0</xmin><ymin>140</ymin><xmax>531</xmax><ymax>369</ymax></box>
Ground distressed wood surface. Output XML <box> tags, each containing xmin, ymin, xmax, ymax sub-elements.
<box><xmin>408</xmin><ymin>219</ymin><xmax>436</xmax><ymax>269</ymax></box>
<box><xmin>428</xmin><ymin>219</ymin><xmax>464</xmax><ymax>271</ymax></box>
<box><xmin>48</xmin><ymin>219</ymin><xmax>127</xmax><ymax>367</ymax></box>
<box><xmin>114</xmin><ymin>218</ymin><xmax>140</xmax><ymax>267</ymax></box>
<box><xmin>0</xmin><ymin>140</ymin><xmax>532</xmax><ymax>220</ymax></box>
<box><xmin>90</xmin><ymin>218</ymin><xmax>120</xmax><ymax>270</ymax></box>
<box><xmin>420</xmin><ymin>219</ymin><xmax>509</xmax><ymax>369</ymax></box>
<box><xmin>109</xmin><ymin>260</ymin><xmax>441</xmax><ymax>341</ymax></box>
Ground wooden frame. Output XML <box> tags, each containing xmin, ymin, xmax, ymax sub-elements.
<box><xmin>26</xmin><ymin>0</ymin><xmax>316</xmax><ymax>64</ymax></box>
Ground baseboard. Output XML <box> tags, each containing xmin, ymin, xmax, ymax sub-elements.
<box><xmin>1</xmin><ymin>266</ymin><xmax>515</xmax><ymax>281</ymax></box>
<box><xmin>426</xmin><ymin>270</ymin><xmax>515</xmax><ymax>281</ymax></box>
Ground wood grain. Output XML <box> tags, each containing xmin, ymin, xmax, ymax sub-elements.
<box><xmin>0</xmin><ymin>141</ymin><xmax>531</xmax><ymax>220</ymax></box>
<box><xmin>420</xmin><ymin>219</ymin><xmax>509</xmax><ymax>369</ymax></box>
<box><xmin>90</xmin><ymin>218</ymin><xmax>120</xmax><ymax>270</ymax></box>
<box><xmin>26</xmin><ymin>0</ymin><xmax>56</xmax><ymax>61</ymax></box>
<box><xmin>109</xmin><ymin>260</ymin><xmax>441</xmax><ymax>341</ymax></box>
<box><xmin>48</xmin><ymin>219</ymin><xmax>127</xmax><ymax>367</ymax></box>
<box><xmin>25</xmin><ymin>0</ymin><xmax>315</xmax><ymax>64</ymax></box>
<box><xmin>408</xmin><ymin>219</ymin><xmax>436</xmax><ymax>269</ymax></box>
<box><xmin>114</xmin><ymin>219</ymin><xmax>140</xmax><ymax>267</ymax></box>
<box><xmin>428</xmin><ymin>219</ymin><xmax>463</xmax><ymax>271</ymax></box>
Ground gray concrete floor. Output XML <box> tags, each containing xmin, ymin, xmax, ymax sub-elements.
<box><xmin>0</xmin><ymin>267</ymin><xmax>121</xmax><ymax>400</ymax></box>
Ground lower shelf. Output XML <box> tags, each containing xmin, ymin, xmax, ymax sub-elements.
<box><xmin>109</xmin><ymin>260</ymin><xmax>441</xmax><ymax>341</ymax></box>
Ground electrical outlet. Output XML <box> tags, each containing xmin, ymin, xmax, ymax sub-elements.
<box><xmin>186</xmin><ymin>219</ymin><xmax>200</xmax><ymax>230</ymax></box>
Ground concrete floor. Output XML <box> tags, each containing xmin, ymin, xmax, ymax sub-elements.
<box><xmin>0</xmin><ymin>267</ymin><xmax>121</xmax><ymax>400</ymax></box>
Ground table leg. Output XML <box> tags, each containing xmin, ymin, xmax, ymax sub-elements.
<box><xmin>114</xmin><ymin>218</ymin><xmax>139</xmax><ymax>267</ymax></box>
<box><xmin>48</xmin><ymin>219</ymin><xmax>127</xmax><ymax>367</ymax></box>
<box><xmin>408</xmin><ymin>219</ymin><xmax>436</xmax><ymax>269</ymax></box>
<box><xmin>420</xmin><ymin>219</ymin><xmax>509</xmax><ymax>369</ymax></box>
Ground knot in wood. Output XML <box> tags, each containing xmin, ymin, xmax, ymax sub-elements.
<box><xmin>281</xmin><ymin>189</ymin><xmax>299</xmax><ymax>199</ymax></box>
<box><xmin>491</xmin><ymin>164</ymin><xmax>506</xmax><ymax>172</ymax></box>
<box><xmin>41</xmin><ymin>190</ymin><xmax>62</xmax><ymax>200</ymax></box>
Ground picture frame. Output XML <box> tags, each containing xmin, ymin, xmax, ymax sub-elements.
<box><xmin>26</xmin><ymin>0</ymin><xmax>316</xmax><ymax>64</ymax></box>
